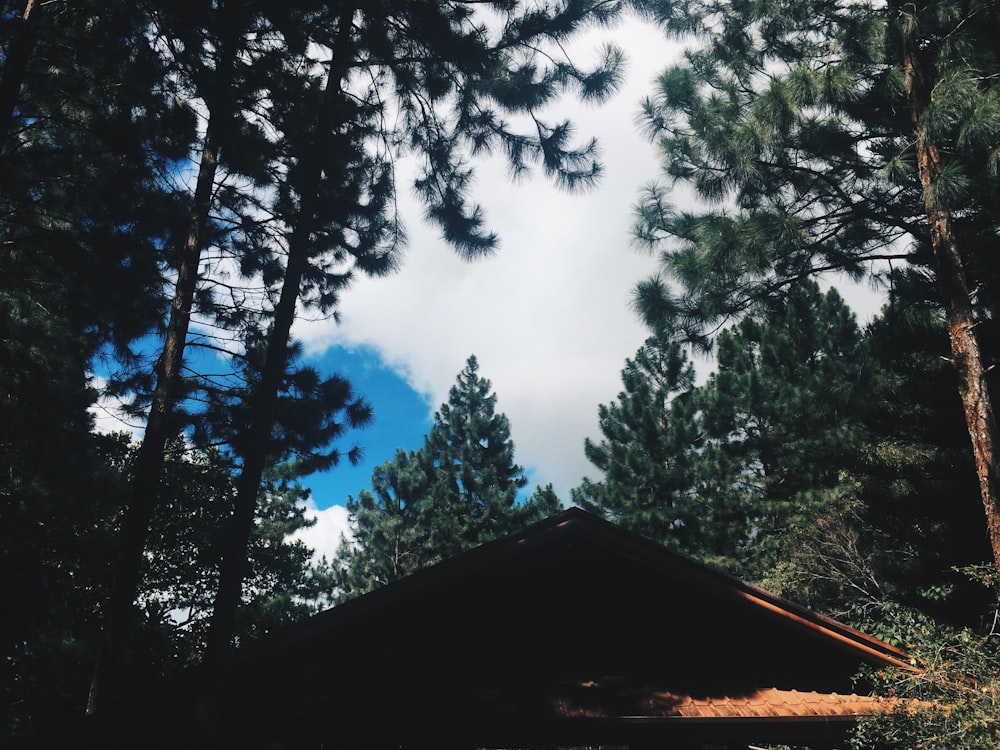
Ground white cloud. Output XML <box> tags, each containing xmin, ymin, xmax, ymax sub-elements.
<box><xmin>293</xmin><ymin>499</ymin><xmax>353</xmax><ymax>562</ymax></box>
<box><xmin>291</xmin><ymin>17</ymin><xmax>888</xmax><ymax>502</ymax></box>
<box><xmin>98</xmin><ymin>17</ymin><xmax>888</xmax><ymax>508</ymax></box>
<box><xmin>293</xmin><ymin>20</ymin><xmax>676</xmax><ymax>500</ymax></box>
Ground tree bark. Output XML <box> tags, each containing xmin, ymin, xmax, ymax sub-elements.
<box><xmin>203</xmin><ymin>6</ymin><xmax>357</xmax><ymax>665</ymax></box>
<box><xmin>87</xmin><ymin>5</ymin><xmax>237</xmax><ymax>716</ymax></box>
<box><xmin>900</xmin><ymin>27</ymin><xmax>1000</xmax><ymax>571</ymax></box>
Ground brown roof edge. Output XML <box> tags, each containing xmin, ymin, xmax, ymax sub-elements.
<box><xmin>225</xmin><ymin>507</ymin><xmax>915</xmax><ymax>674</ymax></box>
<box><xmin>547</xmin><ymin>508</ymin><xmax>917</xmax><ymax>673</ymax></box>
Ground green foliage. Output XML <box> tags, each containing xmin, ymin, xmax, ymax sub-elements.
<box><xmin>845</xmin><ymin>275</ymin><xmax>993</xmax><ymax>622</ymax></box>
<box><xmin>138</xmin><ymin>439</ymin><xmax>329</xmax><ymax>661</ymax></box>
<box><xmin>577</xmin><ymin>273</ymin><xmax>992</xmax><ymax>626</ymax></box>
<box><xmin>334</xmin><ymin>448</ymin><xmax>429</xmax><ymax>596</ymax></box>
<box><xmin>3</xmin><ymin>0</ymin><xmax>653</xmax><ymax>727</ymax></box>
<box><xmin>752</xmin><ymin>271</ymin><xmax>991</xmax><ymax>625</ymax></box>
<box><xmin>420</xmin><ymin>355</ymin><xmax>534</xmax><ymax>558</ymax></box>
<box><xmin>185</xmin><ymin>0</ymin><xmax>650</xmax><ymax>663</ymax></box>
<box><xmin>581</xmin><ymin>267</ymin><xmax>1000</xmax><ymax>745</ymax></box>
<box><xmin>0</xmin><ymin>430</ymin><xmax>330</xmax><ymax>736</ymax></box>
<box><xmin>0</xmin><ymin>429</ymin><xmax>124</xmax><ymax>738</ymax></box>
<box><xmin>628</xmin><ymin>0</ymin><xmax>1000</xmax><ymax>593</ymax></box>
<box><xmin>623</xmin><ymin>8</ymin><xmax>1000</xmax><ymax>745</ymax></box>
<box><xmin>576</xmin><ymin>280</ymin><xmax>874</xmax><ymax>581</ymax></box>
<box><xmin>572</xmin><ymin>331</ymin><xmax>700</xmax><ymax>550</ymax></box>
<box><xmin>631</xmin><ymin>0</ymin><xmax>1000</xmax><ymax>342</ymax></box>
<box><xmin>0</xmin><ymin>0</ymin><xmax>191</xmax><ymax>733</ymax></box>
<box><xmin>336</xmin><ymin>356</ymin><xmax>561</xmax><ymax>600</ymax></box>
<box><xmin>200</xmin><ymin>337</ymin><xmax>374</xmax><ymax>480</ymax></box>
<box><xmin>851</xmin><ymin>601</ymin><xmax>1000</xmax><ymax>750</ymax></box>
<box><xmin>696</xmin><ymin>282</ymin><xmax>870</xmax><ymax>580</ymax></box>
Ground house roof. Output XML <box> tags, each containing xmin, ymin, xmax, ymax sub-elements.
<box><xmin>140</xmin><ymin>508</ymin><xmax>913</xmax><ymax>749</ymax></box>
<box><xmin>553</xmin><ymin>685</ymin><xmax>893</xmax><ymax>719</ymax></box>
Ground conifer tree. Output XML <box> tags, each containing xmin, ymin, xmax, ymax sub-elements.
<box><xmin>694</xmin><ymin>282</ymin><xmax>870</xmax><ymax>581</ymax></box>
<box><xmin>0</xmin><ymin>0</ymin><xmax>193</xmax><ymax>721</ymax></box>
<box><xmin>420</xmin><ymin>356</ymin><xmax>537</xmax><ymax>558</ymax></box>
<box><xmin>802</xmin><ymin>270</ymin><xmax>994</xmax><ymax>625</ymax></box>
<box><xmin>575</xmin><ymin>281</ymin><xmax>871</xmax><ymax>580</ymax></box>
<box><xmin>632</xmin><ymin>0</ymin><xmax>1000</xmax><ymax>569</ymax></box>
<box><xmin>88</xmin><ymin>0</ymin><xmax>329</xmax><ymax>711</ymax></box>
<box><xmin>336</xmin><ymin>356</ymin><xmax>560</xmax><ymax>600</ymax></box>
<box><xmin>137</xmin><ymin>438</ymin><xmax>333</xmax><ymax>663</ymax></box>
<box><xmin>334</xmin><ymin>448</ymin><xmax>429</xmax><ymax>598</ymax></box>
<box><xmin>0</xmin><ymin>0</ymin><xmax>674</xmax><ymax>722</ymax></box>
<box><xmin>527</xmin><ymin>483</ymin><xmax>563</xmax><ymax>519</ymax></box>
<box><xmin>572</xmin><ymin>333</ymin><xmax>701</xmax><ymax>551</ymax></box>
<box><xmin>0</xmin><ymin>0</ymin><xmax>37</xmax><ymax>145</ymax></box>
<box><xmin>204</xmin><ymin>0</ymin><xmax>643</xmax><ymax>661</ymax></box>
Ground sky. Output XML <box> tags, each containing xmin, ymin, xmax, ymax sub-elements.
<box><xmin>287</xmin><ymin>18</ymin><xmax>684</xmax><ymax>557</ymax></box>
<box><xmin>92</xmin><ymin>14</ymin><xmax>887</xmax><ymax>562</ymax></box>
<box><xmin>287</xmin><ymin>15</ymin><xmax>890</xmax><ymax>560</ymax></box>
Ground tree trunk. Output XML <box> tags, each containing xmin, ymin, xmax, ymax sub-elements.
<box><xmin>86</xmin><ymin>5</ymin><xmax>238</xmax><ymax>715</ymax></box>
<box><xmin>0</xmin><ymin>0</ymin><xmax>38</xmax><ymax>149</ymax></box>
<box><xmin>202</xmin><ymin>6</ymin><xmax>357</xmax><ymax>665</ymax></box>
<box><xmin>900</xmin><ymin>28</ymin><xmax>1000</xmax><ymax>571</ymax></box>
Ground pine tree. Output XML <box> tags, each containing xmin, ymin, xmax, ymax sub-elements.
<box><xmin>0</xmin><ymin>0</ymin><xmax>650</xmax><ymax>728</ymax></box>
<box><xmin>0</xmin><ymin>0</ymin><xmax>193</xmax><ymax>722</ymax></box>
<box><xmin>801</xmin><ymin>270</ymin><xmax>994</xmax><ymax>625</ymax></box>
<box><xmin>336</xmin><ymin>356</ymin><xmax>560</xmax><ymax>600</ymax></box>
<box><xmin>203</xmin><ymin>0</ymin><xmax>642</xmax><ymax>662</ymax></box>
<box><xmin>575</xmin><ymin>281</ymin><xmax>872</xmax><ymax>581</ymax></box>
<box><xmin>694</xmin><ymin>282</ymin><xmax>870</xmax><ymax>581</ymax></box>
<box><xmin>420</xmin><ymin>356</ymin><xmax>536</xmax><ymax>558</ymax></box>
<box><xmin>95</xmin><ymin>1</ymin><xmax>324</xmax><ymax>706</ymax></box>
<box><xmin>0</xmin><ymin>0</ymin><xmax>38</xmax><ymax>144</ymax></box>
<box><xmin>527</xmin><ymin>483</ymin><xmax>563</xmax><ymax>519</ymax></box>
<box><xmin>631</xmin><ymin>0</ymin><xmax>1000</xmax><ymax>569</ymax></box>
<box><xmin>137</xmin><ymin>438</ymin><xmax>333</xmax><ymax>664</ymax></box>
<box><xmin>0</xmin><ymin>431</ymin><xmax>126</xmax><ymax>739</ymax></box>
<box><xmin>571</xmin><ymin>332</ymin><xmax>701</xmax><ymax>551</ymax></box>
<box><xmin>334</xmin><ymin>448</ymin><xmax>429</xmax><ymax>599</ymax></box>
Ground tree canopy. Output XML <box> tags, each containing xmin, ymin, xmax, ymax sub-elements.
<box><xmin>576</xmin><ymin>279</ymin><xmax>992</xmax><ymax>623</ymax></box>
<box><xmin>336</xmin><ymin>356</ymin><xmax>561</xmax><ymax>599</ymax></box>
<box><xmin>5</xmin><ymin>0</ymin><xmax>1000</xmax><ymax>747</ymax></box>
<box><xmin>631</xmin><ymin>0</ymin><xmax>1000</xmax><ymax>569</ymax></box>
<box><xmin>1</xmin><ymin>0</ymin><xmax>649</xmax><ymax>735</ymax></box>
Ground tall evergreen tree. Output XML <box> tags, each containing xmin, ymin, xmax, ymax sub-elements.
<box><xmin>694</xmin><ymin>282</ymin><xmax>870</xmax><ymax>581</ymax></box>
<box><xmin>0</xmin><ymin>0</ymin><xmax>652</xmax><ymax>715</ymax></box>
<box><xmin>0</xmin><ymin>0</ymin><xmax>657</xmax><ymax>731</ymax></box>
<box><xmin>93</xmin><ymin>0</ymin><xmax>272</xmax><ymax>711</ymax></box>
<box><xmin>336</xmin><ymin>356</ymin><xmax>560</xmax><ymax>600</ymax></box>
<box><xmin>794</xmin><ymin>270</ymin><xmax>994</xmax><ymax>625</ymax></box>
<box><xmin>578</xmin><ymin>275</ymin><xmax>991</xmax><ymax>630</ymax></box>
<box><xmin>203</xmin><ymin>0</ymin><xmax>644</xmax><ymax>663</ymax></box>
<box><xmin>0</xmin><ymin>425</ymin><xmax>333</xmax><ymax>741</ymax></box>
<box><xmin>0</xmin><ymin>431</ymin><xmax>126</xmax><ymax>740</ymax></box>
<box><xmin>0</xmin><ymin>0</ymin><xmax>192</xmax><ymax>722</ymax></box>
<box><xmin>420</xmin><ymin>355</ymin><xmax>546</xmax><ymax>558</ymax></box>
<box><xmin>575</xmin><ymin>281</ymin><xmax>872</xmax><ymax>580</ymax></box>
<box><xmin>572</xmin><ymin>332</ymin><xmax>701</xmax><ymax>550</ymax></box>
<box><xmin>137</xmin><ymin>438</ymin><xmax>334</xmax><ymax>665</ymax></box>
<box><xmin>334</xmin><ymin>448</ymin><xmax>429</xmax><ymax>598</ymax></box>
<box><xmin>0</xmin><ymin>0</ymin><xmax>38</xmax><ymax>144</ymax></box>
<box><xmin>631</xmin><ymin>0</ymin><xmax>1000</xmax><ymax>569</ymax></box>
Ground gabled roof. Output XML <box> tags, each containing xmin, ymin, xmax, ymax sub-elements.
<box><xmin>148</xmin><ymin>508</ymin><xmax>912</xmax><ymax>749</ymax></box>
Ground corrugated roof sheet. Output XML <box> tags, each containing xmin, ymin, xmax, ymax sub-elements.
<box><xmin>654</xmin><ymin>688</ymin><xmax>889</xmax><ymax>718</ymax></box>
<box><xmin>552</xmin><ymin>685</ymin><xmax>891</xmax><ymax>720</ymax></box>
